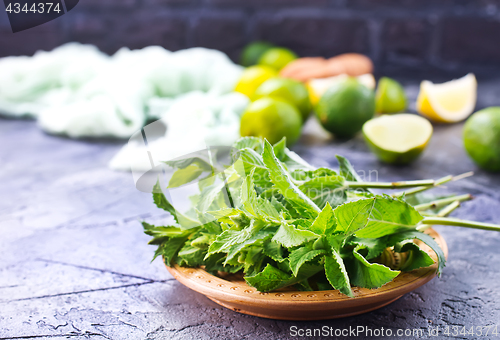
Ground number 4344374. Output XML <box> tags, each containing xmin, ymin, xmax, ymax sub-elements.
<box><xmin>443</xmin><ymin>325</ymin><xmax>499</xmax><ymax>337</ymax></box>
<box><xmin>6</xmin><ymin>2</ymin><xmax>62</xmax><ymax>14</ymax></box>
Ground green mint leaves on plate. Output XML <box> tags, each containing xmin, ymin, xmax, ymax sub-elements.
<box><xmin>143</xmin><ymin>137</ymin><xmax>500</xmax><ymax>296</ymax></box>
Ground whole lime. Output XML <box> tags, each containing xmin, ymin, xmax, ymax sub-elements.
<box><xmin>240</xmin><ymin>97</ymin><xmax>302</xmax><ymax>145</ymax></box>
<box><xmin>375</xmin><ymin>77</ymin><xmax>407</xmax><ymax>113</ymax></box>
<box><xmin>315</xmin><ymin>78</ymin><xmax>376</xmax><ymax>139</ymax></box>
<box><xmin>463</xmin><ymin>107</ymin><xmax>500</xmax><ymax>172</ymax></box>
<box><xmin>240</xmin><ymin>41</ymin><xmax>275</xmax><ymax>67</ymax></box>
<box><xmin>258</xmin><ymin>47</ymin><xmax>298</xmax><ymax>71</ymax></box>
<box><xmin>253</xmin><ymin>77</ymin><xmax>312</xmax><ymax>122</ymax></box>
<box><xmin>234</xmin><ymin>66</ymin><xmax>278</xmax><ymax>98</ymax></box>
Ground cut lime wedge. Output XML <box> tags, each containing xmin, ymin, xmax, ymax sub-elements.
<box><xmin>363</xmin><ymin>114</ymin><xmax>433</xmax><ymax>164</ymax></box>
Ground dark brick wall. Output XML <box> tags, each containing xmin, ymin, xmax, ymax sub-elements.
<box><xmin>1</xmin><ymin>0</ymin><xmax>500</xmax><ymax>72</ymax></box>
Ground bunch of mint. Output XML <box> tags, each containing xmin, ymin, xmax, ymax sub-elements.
<box><xmin>143</xmin><ymin>137</ymin><xmax>495</xmax><ymax>296</ymax></box>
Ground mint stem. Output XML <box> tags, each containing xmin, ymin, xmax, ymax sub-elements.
<box><xmin>392</xmin><ymin>175</ymin><xmax>452</xmax><ymax>197</ymax></box>
<box><xmin>414</xmin><ymin>194</ymin><xmax>472</xmax><ymax>211</ymax></box>
<box><xmin>346</xmin><ymin>179</ymin><xmax>435</xmax><ymax>189</ymax></box>
<box><xmin>436</xmin><ymin>200</ymin><xmax>461</xmax><ymax>217</ymax></box>
<box><xmin>417</xmin><ymin>201</ymin><xmax>461</xmax><ymax>231</ymax></box>
<box><xmin>419</xmin><ymin>216</ymin><xmax>500</xmax><ymax>232</ymax></box>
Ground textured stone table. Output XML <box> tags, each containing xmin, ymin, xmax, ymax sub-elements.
<box><xmin>1</xmin><ymin>78</ymin><xmax>500</xmax><ymax>339</ymax></box>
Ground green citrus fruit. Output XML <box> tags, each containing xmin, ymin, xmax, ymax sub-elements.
<box><xmin>253</xmin><ymin>77</ymin><xmax>312</xmax><ymax>122</ymax></box>
<box><xmin>375</xmin><ymin>77</ymin><xmax>407</xmax><ymax>113</ymax></box>
<box><xmin>363</xmin><ymin>114</ymin><xmax>433</xmax><ymax>164</ymax></box>
<box><xmin>240</xmin><ymin>41</ymin><xmax>274</xmax><ymax>67</ymax></box>
<box><xmin>234</xmin><ymin>66</ymin><xmax>278</xmax><ymax>98</ymax></box>
<box><xmin>240</xmin><ymin>97</ymin><xmax>302</xmax><ymax>145</ymax></box>
<box><xmin>258</xmin><ymin>47</ymin><xmax>298</xmax><ymax>71</ymax></box>
<box><xmin>315</xmin><ymin>78</ymin><xmax>376</xmax><ymax>139</ymax></box>
<box><xmin>463</xmin><ymin>107</ymin><xmax>500</xmax><ymax>172</ymax></box>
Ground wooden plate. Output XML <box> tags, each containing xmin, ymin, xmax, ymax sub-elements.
<box><xmin>166</xmin><ymin>228</ymin><xmax>448</xmax><ymax>320</ymax></box>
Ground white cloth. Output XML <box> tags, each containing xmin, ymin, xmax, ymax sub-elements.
<box><xmin>0</xmin><ymin>43</ymin><xmax>247</xmax><ymax>170</ymax></box>
<box><xmin>0</xmin><ymin>43</ymin><xmax>243</xmax><ymax>138</ymax></box>
<box><xmin>109</xmin><ymin>91</ymin><xmax>249</xmax><ymax>171</ymax></box>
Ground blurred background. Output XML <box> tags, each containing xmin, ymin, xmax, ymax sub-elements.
<box><xmin>1</xmin><ymin>0</ymin><xmax>500</xmax><ymax>75</ymax></box>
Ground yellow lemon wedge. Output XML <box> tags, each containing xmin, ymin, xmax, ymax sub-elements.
<box><xmin>416</xmin><ymin>73</ymin><xmax>477</xmax><ymax>123</ymax></box>
<box><xmin>362</xmin><ymin>114</ymin><xmax>433</xmax><ymax>164</ymax></box>
<box><xmin>307</xmin><ymin>74</ymin><xmax>375</xmax><ymax>106</ymax></box>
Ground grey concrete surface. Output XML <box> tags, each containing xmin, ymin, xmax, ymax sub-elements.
<box><xmin>1</xmin><ymin>85</ymin><xmax>500</xmax><ymax>339</ymax></box>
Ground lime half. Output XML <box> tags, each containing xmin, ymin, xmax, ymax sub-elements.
<box><xmin>363</xmin><ymin>114</ymin><xmax>433</xmax><ymax>164</ymax></box>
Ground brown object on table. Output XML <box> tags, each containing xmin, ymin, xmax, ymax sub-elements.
<box><xmin>166</xmin><ymin>228</ymin><xmax>447</xmax><ymax>321</ymax></box>
<box><xmin>280</xmin><ymin>53</ymin><xmax>374</xmax><ymax>82</ymax></box>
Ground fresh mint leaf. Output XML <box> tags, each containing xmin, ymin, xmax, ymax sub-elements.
<box><xmin>326</xmin><ymin>234</ymin><xmax>346</xmax><ymax>253</ymax></box>
<box><xmin>333</xmin><ymin>196</ymin><xmax>423</xmax><ymax>238</ymax></box>
<box><xmin>272</xmin><ymin>222</ymin><xmax>319</xmax><ymax>248</ymax></box>
<box><xmin>153</xmin><ymin>180</ymin><xmax>201</xmax><ymax>229</ymax></box>
<box><xmin>262</xmin><ymin>140</ymin><xmax>321</xmax><ymax>218</ymax></box>
<box><xmin>289</xmin><ymin>246</ymin><xmax>325</xmax><ymax>276</ymax></box>
<box><xmin>346</xmin><ymin>236</ymin><xmax>389</xmax><ymax>260</ymax></box>
<box><xmin>241</xmin><ymin>170</ymin><xmax>281</xmax><ymax>223</ymax></box>
<box><xmin>236</xmin><ymin>148</ymin><xmax>271</xmax><ymax>189</ymax></box>
<box><xmin>345</xmin><ymin>246</ymin><xmax>400</xmax><ymax>289</ymax></box>
<box><xmin>243</xmin><ymin>247</ymin><xmax>266</xmax><ymax>274</ymax></box>
<box><xmin>245</xmin><ymin>263</ymin><xmax>323</xmax><ymax>292</ymax></box>
<box><xmin>207</xmin><ymin>220</ymin><xmax>276</xmax><ymax>263</ymax></box>
<box><xmin>291</xmin><ymin>168</ymin><xmax>338</xmax><ymax>181</ymax></box>
<box><xmin>394</xmin><ymin>241</ymin><xmax>435</xmax><ymax>272</ymax></box>
<box><xmin>156</xmin><ymin>236</ymin><xmax>190</xmax><ymax>265</ymax></box>
<box><xmin>142</xmin><ymin>222</ymin><xmax>193</xmax><ymax>245</ymax></box>
<box><xmin>176</xmin><ymin>244</ymin><xmax>206</xmax><ymax>267</ymax></box>
<box><xmin>197</xmin><ymin>179</ymin><xmax>228</xmax><ymax>213</ymax></box>
<box><xmin>309</xmin><ymin>203</ymin><xmax>336</xmax><ymax>235</ymax></box>
<box><xmin>233</xmin><ymin>136</ymin><xmax>263</xmax><ymax>153</ymax></box>
<box><xmin>165</xmin><ymin>154</ymin><xmax>214</xmax><ymax>172</ymax></box>
<box><xmin>387</xmin><ymin>230</ymin><xmax>445</xmax><ymax>275</ymax></box>
<box><xmin>273</xmin><ymin>137</ymin><xmax>287</xmax><ymax>160</ymax></box>
<box><xmin>299</xmin><ymin>176</ymin><xmax>346</xmax><ymax>209</ymax></box>
<box><xmin>324</xmin><ymin>250</ymin><xmax>353</xmax><ymax>297</ymax></box>
<box><xmin>142</xmin><ymin>222</ymin><xmax>187</xmax><ymax>238</ymax></box>
<box><xmin>207</xmin><ymin>228</ymin><xmax>249</xmax><ymax>257</ymax></box>
<box><xmin>224</xmin><ymin>228</ymin><xmax>275</xmax><ymax>264</ymax></box>
<box><xmin>190</xmin><ymin>234</ymin><xmax>213</xmax><ymax>249</ymax></box>
<box><xmin>168</xmin><ymin>164</ymin><xmax>204</xmax><ymax>188</ymax></box>
<box><xmin>292</xmin><ymin>219</ymin><xmax>313</xmax><ymax>230</ymax></box>
<box><xmin>269</xmin><ymin>196</ymin><xmax>288</xmax><ymax>215</ymax></box>
<box><xmin>263</xmin><ymin>239</ymin><xmax>285</xmax><ymax>263</ymax></box>
<box><xmin>336</xmin><ymin>155</ymin><xmax>362</xmax><ymax>182</ymax></box>
<box><xmin>260</xmin><ymin>188</ymin><xmax>301</xmax><ymax>219</ymax></box>
<box><xmin>245</xmin><ymin>264</ymin><xmax>292</xmax><ymax>292</ymax></box>
<box><xmin>333</xmin><ymin>198</ymin><xmax>374</xmax><ymax>234</ymax></box>
<box><xmin>207</xmin><ymin>220</ymin><xmax>263</xmax><ymax>256</ymax></box>
<box><xmin>207</xmin><ymin>208</ymin><xmax>244</xmax><ymax>224</ymax></box>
